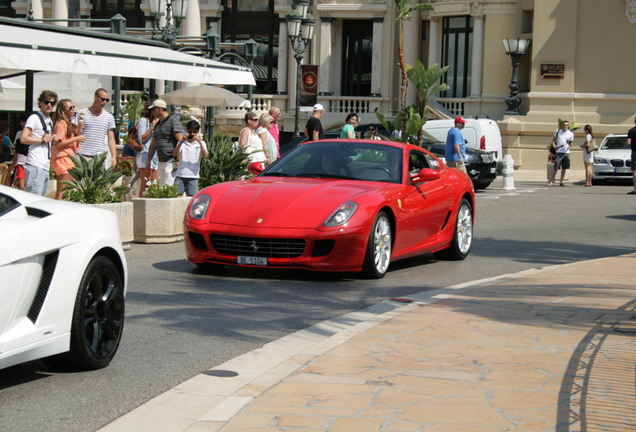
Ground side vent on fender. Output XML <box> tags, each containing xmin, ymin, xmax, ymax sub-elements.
<box><xmin>27</xmin><ymin>250</ymin><xmax>59</xmax><ymax>323</ymax></box>
<box><xmin>440</xmin><ymin>211</ymin><xmax>452</xmax><ymax>231</ymax></box>
<box><xmin>26</xmin><ymin>207</ymin><xmax>51</xmax><ymax>218</ymax></box>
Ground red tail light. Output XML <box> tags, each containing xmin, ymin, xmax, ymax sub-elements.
<box><xmin>480</xmin><ymin>135</ymin><xmax>486</xmax><ymax>150</ymax></box>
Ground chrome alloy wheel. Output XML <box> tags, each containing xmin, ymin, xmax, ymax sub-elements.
<box><xmin>373</xmin><ymin>214</ymin><xmax>392</xmax><ymax>275</ymax></box>
<box><xmin>456</xmin><ymin>202</ymin><xmax>473</xmax><ymax>255</ymax></box>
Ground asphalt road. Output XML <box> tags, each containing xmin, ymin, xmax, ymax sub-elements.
<box><xmin>1</xmin><ymin>179</ymin><xmax>634</xmax><ymax>432</ymax></box>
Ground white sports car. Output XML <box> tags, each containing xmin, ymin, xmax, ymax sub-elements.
<box><xmin>0</xmin><ymin>186</ymin><xmax>127</xmax><ymax>370</ymax></box>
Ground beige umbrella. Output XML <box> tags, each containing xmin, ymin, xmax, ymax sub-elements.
<box><xmin>160</xmin><ymin>84</ymin><xmax>250</xmax><ymax>108</ymax></box>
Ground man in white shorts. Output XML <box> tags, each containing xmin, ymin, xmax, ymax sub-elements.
<box><xmin>146</xmin><ymin>99</ymin><xmax>184</xmax><ymax>186</ymax></box>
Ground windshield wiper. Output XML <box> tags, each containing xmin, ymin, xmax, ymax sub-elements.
<box><xmin>262</xmin><ymin>172</ymin><xmax>292</xmax><ymax>177</ymax></box>
<box><xmin>298</xmin><ymin>173</ymin><xmax>357</xmax><ymax>180</ymax></box>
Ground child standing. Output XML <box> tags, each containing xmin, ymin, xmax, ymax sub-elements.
<box><xmin>172</xmin><ymin>120</ymin><xmax>209</xmax><ymax>196</ymax></box>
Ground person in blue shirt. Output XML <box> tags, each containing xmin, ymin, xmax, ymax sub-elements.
<box><xmin>444</xmin><ymin>116</ymin><xmax>467</xmax><ymax>174</ymax></box>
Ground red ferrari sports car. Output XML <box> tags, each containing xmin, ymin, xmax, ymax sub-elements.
<box><xmin>184</xmin><ymin>139</ymin><xmax>475</xmax><ymax>278</ymax></box>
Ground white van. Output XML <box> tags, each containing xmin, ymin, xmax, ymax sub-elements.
<box><xmin>423</xmin><ymin>118</ymin><xmax>503</xmax><ymax>163</ymax></box>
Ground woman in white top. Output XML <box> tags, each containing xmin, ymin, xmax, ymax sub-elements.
<box><xmin>238</xmin><ymin>112</ymin><xmax>266</xmax><ymax>165</ymax></box>
<box><xmin>257</xmin><ymin>114</ymin><xmax>276</xmax><ymax>165</ymax></box>
<box><xmin>579</xmin><ymin>124</ymin><xmax>595</xmax><ymax>187</ymax></box>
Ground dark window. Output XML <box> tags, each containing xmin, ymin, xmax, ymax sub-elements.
<box><xmin>341</xmin><ymin>20</ymin><xmax>372</xmax><ymax>96</ymax></box>
<box><xmin>220</xmin><ymin>0</ymin><xmax>278</xmax><ymax>94</ymax></box>
<box><xmin>91</xmin><ymin>0</ymin><xmax>145</xmax><ymax>28</ymax></box>
<box><xmin>441</xmin><ymin>16</ymin><xmax>473</xmax><ymax>98</ymax></box>
<box><xmin>0</xmin><ymin>0</ymin><xmax>16</xmax><ymax>17</ymax></box>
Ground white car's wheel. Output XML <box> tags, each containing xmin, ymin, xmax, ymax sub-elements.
<box><xmin>66</xmin><ymin>256</ymin><xmax>125</xmax><ymax>370</ymax></box>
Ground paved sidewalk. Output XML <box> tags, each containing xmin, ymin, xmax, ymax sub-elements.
<box><xmin>101</xmin><ymin>254</ymin><xmax>636</xmax><ymax>432</ymax></box>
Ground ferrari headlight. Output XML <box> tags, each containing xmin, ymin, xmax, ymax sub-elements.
<box><xmin>324</xmin><ymin>201</ymin><xmax>358</xmax><ymax>227</ymax></box>
<box><xmin>189</xmin><ymin>194</ymin><xmax>211</xmax><ymax>220</ymax></box>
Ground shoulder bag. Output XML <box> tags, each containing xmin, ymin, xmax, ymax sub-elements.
<box><xmin>586</xmin><ymin>138</ymin><xmax>599</xmax><ymax>152</ymax></box>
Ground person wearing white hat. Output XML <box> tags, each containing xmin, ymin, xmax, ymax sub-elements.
<box><xmin>146</xmin><ymin>99</ymin><xmax>185</xmax><ymax>186</ymax></box>
<box><xmin>304</xmin><ymin>103</ymin><xmax>325</xmax><ymax>141</ymax></box>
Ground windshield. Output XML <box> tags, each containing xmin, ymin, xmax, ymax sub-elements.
<box><xmin>262</xmin><ymin>141</ymin><xmax>404</xmax><ymax>183</ymax></box>
<box><xmin>601</xmin><ymin>136</ymin><xmax>628</xmax><ymax>150</ymax></box>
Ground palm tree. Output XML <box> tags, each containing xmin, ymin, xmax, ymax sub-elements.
<box><xmin>394</xmin><ymin>0</ymin><xmax>433</xmax><ymax>136</ymax></box>
<box><xmin>408</xmin><ymin>60</ymin><xmax>450</xmax><ymax>145</ymax></box>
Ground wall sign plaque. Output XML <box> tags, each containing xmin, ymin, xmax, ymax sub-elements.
<box><xmin>540</xmin><ymin>64</ymin><xmax>565</xmax><ymax>79</ymax></box>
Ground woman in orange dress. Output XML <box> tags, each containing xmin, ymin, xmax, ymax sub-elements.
<box><xmin>52</xmin><ymin>99</ymin><xmax>85</xmax><ymax>200</ymax></box>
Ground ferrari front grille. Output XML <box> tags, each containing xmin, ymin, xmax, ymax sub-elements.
<box><xmin>211</xmin><ymin>234</ymin><xmax>306</xmax><ymax>258</ymax></box>
<box><xmin>27</xmin><ymin>250</ymin><xmax>59</xmax><ymax>323</ymax></box>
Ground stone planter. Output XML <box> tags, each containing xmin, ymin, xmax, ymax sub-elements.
<box><xmin>93</xmin><ymin>202</ymin><xmax>134</xmax><ymax>250</ymax></box>
<box><xmin>547</xmin><ymin>162</ymin><xmax>556</xmax><ymax>184</ymax></box>
<box><xmin>133</xmin><ymin>197</ymin><xmax>191</xmax><ymax>244</ymax></box>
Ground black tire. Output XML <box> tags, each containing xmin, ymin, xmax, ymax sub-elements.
<box><xmin>434</xmin><ymin>198</ymin><xmax>473</xmax><ymax>260</ymax></box>
<box><xmin>47</xmin><ymin>256</ymin><xmax>125</xmax><ymax>370</ymax></box>
<box><xmin>361</xmin><ymin>211</ymin><xmax>392</xmax><ymax>279</ymax></box>
<box><xmin>473</xmin><ymin>181</ymin><xmax>491</xmax><ymax>191</ymax></box>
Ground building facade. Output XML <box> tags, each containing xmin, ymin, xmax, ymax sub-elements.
<box><xmin>6</xmin><ymin>0</ymin><xmax>636</xmax><ymax>169</ymax></box>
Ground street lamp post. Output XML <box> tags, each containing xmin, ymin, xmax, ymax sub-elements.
<box><xmin>148</xmin><ymin>0</ymin><xmax>189</xmax><ymax>47</ymax></box>
<box><xmin>244</xmin><ymin>39</ymin><xmax>258</xmax><ymax>110</ymax></box>
<box><xmin>501</xmin><ymin>37</ymin><xmax>530</xmax><ymax>115</ymax></box>
<box><xmin>285</xmin><ymin>0</ymin><xmax>315</xmax><ymax>137</ymax></box>
<box><xmin>204</xmin><ymin>25</ymin><xmax>220</xmax><ymax>139</ymax></box>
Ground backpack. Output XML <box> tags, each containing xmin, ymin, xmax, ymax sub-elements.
<box><xmin>0</xmin><ymin>144</ymin><xmax>10</xmax><ymax>162</ymax></box>
<box><xmin>14</xmin><ymin>112</ymin><xmax>51</xmax><ymax>158</ymax></box>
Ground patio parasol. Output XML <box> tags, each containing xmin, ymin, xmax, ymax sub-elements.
<box><xmin>160</xmin><ymin>84</ymin><xmax>250</xmax><ymax>108</ymax></box>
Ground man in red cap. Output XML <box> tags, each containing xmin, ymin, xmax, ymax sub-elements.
<box><xmin>444</xmin><ymin>116</ymin><xmax>468</xmax><ymax>174</ymax></box>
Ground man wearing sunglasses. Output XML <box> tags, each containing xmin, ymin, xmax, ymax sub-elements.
<box><xmin>77</xmin><ymin>88</ymin><xmax>117</xmax><ymax>167</ymax></box>
<box><xmin>20</xmin><ymin>90</ymin><xmax>59</xmax><ymax>195</ymax></box>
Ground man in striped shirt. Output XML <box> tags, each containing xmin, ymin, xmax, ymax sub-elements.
<box><xmin>78</xmin><ymin>88</ymin><xmax>117</xmax><ymax>166</ymax></box>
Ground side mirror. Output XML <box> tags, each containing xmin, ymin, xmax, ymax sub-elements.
<box><xmin>248</xmin><ymin>161</ymin><xmax>264</xmax><ymax>175</ymax></box>
<box><xmin>410</xmin><ymin>168</ymin><xmax>441</xmax><ymax>184</ymax></box>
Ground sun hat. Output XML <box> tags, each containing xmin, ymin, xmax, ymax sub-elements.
<box><xmin>150</xmin><ymin>99</ymin><xmax>168</xmax><ymax>109</ymax></box>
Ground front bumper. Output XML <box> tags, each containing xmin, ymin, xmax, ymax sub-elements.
<box><xmin>184</xmin><ymin>222</ymin><xmax>370</xmax><ymax>272</ymax></box>
<box><xmin>592</xmin><ymin>162</ymin><xmax>633</xmax><ymax>180</ymax></box>
<box><xmin>466</xmin><ymin>158</ymin><xmax>497</xmax><ymax>187</ymax></box>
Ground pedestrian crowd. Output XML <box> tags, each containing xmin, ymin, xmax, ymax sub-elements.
<box><xmin>3</xmin><ymin>92</ymin><xmax>633</xmax><ymax>197</ymax></box>
<box><xmin>237</xmin><ymin>106</ymin><xmax>282</xmax><ymax>169</ymax></box>
<box><xmin>1</xmin><ymin>88</ymin><xmax>213</xmax><ymax>199</ymax></box>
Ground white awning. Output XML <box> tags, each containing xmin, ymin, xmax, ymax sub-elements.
<box><xmin>0</xmin><ymin>18</ymin><xmax>255</xmax><ymax>86</ymax></box>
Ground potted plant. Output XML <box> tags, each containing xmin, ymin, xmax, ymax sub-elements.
<box><xmin>199</xmin><ymin>133</ymin><xmax>250</xmax><ymax>187</ymax></box>
<box><xmin>132</xmin><ymin>134</ymin><xmax>251</xmax><ymax>243</ymax></box>
<box><xmin>132</xmin><ymin>180</ymin><xmax>191</xmax><ymax>244</ymax></box>
<box><xmin>61</xmin><ymin>153</ymin><xmax>133</xmax><ymax>249</ymax></box>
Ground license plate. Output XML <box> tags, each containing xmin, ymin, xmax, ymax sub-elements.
<box><xmin>237</xmin><ymin>256</ymin><xmax>268</xmax><ymax>266</ymax></box>
<box><xmin>614</xmin><ymin>167</ymin><xmax>630</xmax><ymax>173</ymax></box>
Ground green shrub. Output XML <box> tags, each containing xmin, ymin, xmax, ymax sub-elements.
<box><xmin>61</xmin><ymin>153</ymin><xmax>128</xmax><ymax>204</ymax></box>
<box><xmin>199</xmin><ymin>134</ymin><xmax>251</xmax><ymax>188</ymax></box>
<box><xmin>144</xmin><ymin>180</ymin><xmax>179</xmax><ymax>198</ymax></box>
